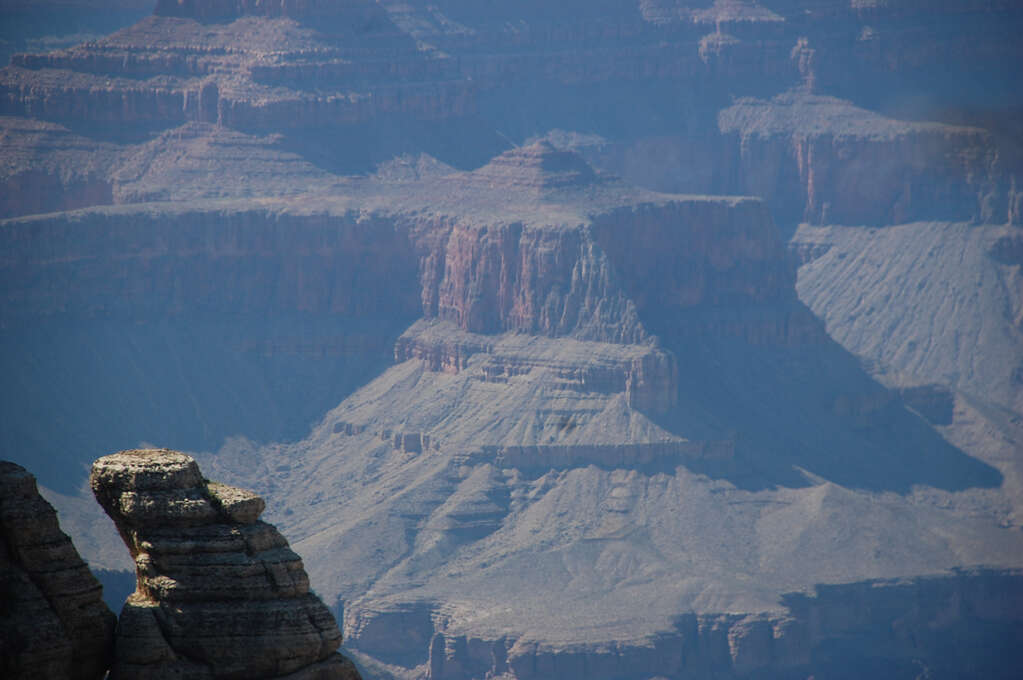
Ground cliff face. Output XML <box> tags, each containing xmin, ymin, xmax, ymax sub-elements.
<box><xmin>423</xmin><ymin>569</ymin><xmax>1023</xmax><ymax>680</ymax></box>
<box><xmin>428</xmin><ymin>219</ymin><xmax>641</xmax><ymax>342</ymax></box>
<box><xmin>1</xmin><ymin>143</ymin><xmax>811</xmax><ymax>352</ymax></box>
<box><xmin>0</xmin><ymin>117</ymin><xmax>123</xmax><ymax>219</ymax></box>
<box><xmin>717</xmin><ymin>92</ymin><xmax>1010</xmax><ymax>226</ymax></box>
<box><xmin>0</xmin><ymin>461</ymin><xmax>116</xmax><ymax>680</ymax></box>
<box><xmin>90</xmin><ymin>448</ymin><xmax>362</xmax><ymax>680</ymax></box>
<box><xmin>591</xmin><ymin>200</ymin><xmax>820</xmax><ymax>345</ymax></box>
<box><xmin>0</xmin><ymin>2</ymin><xmax>473</xmax><ymax>134</ymax></box>
<box><xmin>153</xmin><ymin>0</ymin><xmax>388</xmax><ymax>24</ymax></box>
<box><xmin>0</xmin><ymin>207</ymin><xmax>422</xmax><ymax>324</ymax></box>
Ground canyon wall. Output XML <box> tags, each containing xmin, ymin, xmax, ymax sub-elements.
<box><xmin>2</xmin><ymin>5</ymin><xmax>1021</xmax><ymax>679</ymax></box>
<box><xmin>4</xmin><ymin>0</ymin><xmax>1019</xmax><ymax>228</ymax></box>
<box><xmin>591</xmin><ymin>199</ymin><xmax>820</xmax><ymax>345</ymax></box>
<box><xmin>0</xmin><ymin>207</ymin><xmax>421</xmax><ymax>325</ymax></box>
<box><xmin>793</xmin><ymin>220</ymin><xmax>1023</xmax><ymax>417</ymax></box>
<box><xmin>420</xmin><ymin>569</ymin><xmax>1023</xmax><ymax>680</ymax></box>
<box><xmin>1</xmin><ymin>146</ymin><xmax>813</xmax><ymax>352</ymax></box>
<box><xmin>717</xmin><ymin>93</ymin><xmax>1011</xmax><ymax>226</ymax></box>
<box><xmin>153</xmin><ymin>0</ymin><xmax>388</xmax><ymax>23</ymax></box>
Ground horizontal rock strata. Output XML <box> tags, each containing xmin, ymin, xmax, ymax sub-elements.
<box><xmin>1</xmin><ymin>143</ymin><xmax>818</xmax><ymax>351</ymax></box>
<box><xmin>395</xmin><ymin>319</ymin><xmax>678</xmax><ymax>413</ymax></box>
<box><xmin>717</xmin><ymin>92</ymin><xmax>1009</xmax><ymax>226</ymax></box>
<box><xmin>410</xmin><ymin>569</ymin><xmax>1023</xmax><ymax>680</ymax></box>
<box><xmin>90</xmin><ymin>448</ymin><xmax>361</xmax><ymax>680</ymax></box>
<box><xmin>0</xmin><ymin>460</ymin><xmax>115</xmax><ymax>680</ymax></box>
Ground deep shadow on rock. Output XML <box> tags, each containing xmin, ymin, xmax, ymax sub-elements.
<box><xmin>650</xmin><ymin>331</ymin><xmax>1002</xmax><ymax>494</ymax></box>
<box><xmin>0</xmin><ymin>460</ymin><xmax>116</xmax><ymax>680</ymax></box>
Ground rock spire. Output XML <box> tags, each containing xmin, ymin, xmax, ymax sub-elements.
<box><xmin>90</xmin><ymin>448</ymin><xmax>361</xmax><ymax>680</ymax></box>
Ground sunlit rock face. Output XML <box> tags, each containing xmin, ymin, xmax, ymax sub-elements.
<box><xmin>90</xmin><ymin>448</ymin><xmax>362</xmax><ymax>680</ymax></box>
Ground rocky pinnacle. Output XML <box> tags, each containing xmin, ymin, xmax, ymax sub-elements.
<box><xmin>90</xmin><ymin>448</ymin><xmax>361</xmax><ymax>680</ymax></box>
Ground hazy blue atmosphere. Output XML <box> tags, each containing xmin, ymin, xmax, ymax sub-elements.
<box><xmin>1</xmin><ymin>1</ymin><xmax>1022</xmax><ymax>679</ymax></box>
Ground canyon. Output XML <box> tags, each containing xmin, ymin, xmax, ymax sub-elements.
<box><xmin>2</xmin><ymin>1</ymin><xmax>1023</xmax><ymax>678</ymax></box>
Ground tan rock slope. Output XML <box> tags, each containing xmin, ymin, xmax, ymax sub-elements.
<box><xmin>89</xmin><ymin>448</ymin><xmax>362</xmax><ymax>680</ymax></box>
<box><xmin>0</xmin><ymin>460</ymin><xmax>115</xmax><ymax>680</ymax></box>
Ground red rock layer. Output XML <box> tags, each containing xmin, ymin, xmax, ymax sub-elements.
<box><xmin>592</xmin><ymin>200</ymin><xmax>821</xmax><ymax>346</ymax></box>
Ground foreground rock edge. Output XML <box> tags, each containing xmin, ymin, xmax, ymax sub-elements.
<box><xmin>0</xmin><ymin>460</ymin><xmax>116</xmax><ymax>680</ymax></box>
<box><xmin>89</xmin><ymin>448</ymin><xmax>362</xmax><ymax>680</ymax></box>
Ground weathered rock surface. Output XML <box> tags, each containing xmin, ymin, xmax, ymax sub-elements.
<box><xmin>717</xmin><ymin>92</ymin><xmax>1007</xmax><ymax>226</ymax></box>
<box><xmin>3</xmin><ymin>0</ymin><xmax>1019</xmax><ymax>230</ymax></box>
<box><xmin>89</xmin><ymin>448</ymin><xmax>361</xmax><ymax>680</ymax></box>
<box><xmin>206</xmin><ymin>401</ymin><xmax>1022</xmax><ymax>679</ymax></box>
<box><xmin>0</xmin><ymin>5</ymin><xmax>471</xmax><ymax>132</ymax></box>
<box><xmin>421</xmin><ymin>568</ymin><xmax>1023</xmax><ymax>680</ymax></box>
<box><xmin>1</xmin><ymin>144</ymin><xmax>822</xmax><ymax>494</ymax></box>
<box><xmin>395</xmin><ymin>319</ymin><xmax>680</xmax><ymax>414</ymax></box>
<box><xmin>0</xmin><ymin>460</ymin><xmax>115</xmax><ymax>680</ymax></box>
<box><xmin>1</xmin><ymin>142</ymin><xmax>814</xmax><ymax>348</ymax></box>
<box><xmin>793</xmin><ymin>221</ymin><xmax>1023</xmax><ymax>418</ymax></box>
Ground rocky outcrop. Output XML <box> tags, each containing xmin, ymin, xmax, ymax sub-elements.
<box><xmin>414</xmin><ymin>143</ymin><xmax>821</xmax><ymax>347</ymax></box>
<box><xmin>590</xmin><ymin>199</ymin><xmax>821</xmax><ymax>345</ymax></box>
<box><xmin>0</xmin><ymin>117</ymin><xmax>123</xmax><ymax>219</ymax></box>
<box><xmin>0</xmin><ymin>1</ymin><xmax>473</xmax><ymax>132</ymax></box>
<box><xmin>0</xmin><ymin>461</ymin><xmax>116</xmax><ymax>680</ymax></box>
<box><xmin>428</xmin><ymin>219</ymin><xmax>645</xmax><ymax>343</ymax></box>
<box><xmin>4</xmin><ymin>7</ymin><xmax>1023</xmax><ymax>679</ymax></box>
<box><xmin>89</xmin><ymin>448</ymin><xmax>361</xmax><ymax>680</ymax></box>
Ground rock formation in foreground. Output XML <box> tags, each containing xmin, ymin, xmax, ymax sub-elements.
<box><xmin>0</xmin><ymin>460</ymin><xmax>115</xmax><ymax>680</ymax></box>
<box><xmin>89</xmin><ymin>448</ymin><xmax>361</xmax><ymax>680</ymax></box>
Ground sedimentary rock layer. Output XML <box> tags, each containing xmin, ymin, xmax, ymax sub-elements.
<box><xmin>422</xmin><ymin>568</ymin><xmax>1023</xmax><ymax>680</ymax></box>
<box><xmin>90</xmin><ymin>448</ymin><xmax>361</xmax><ymax>680</ymax></box>
<box><xmin>717</xmin><ymin>92</ymin><xmax>1010</xmax><ymax>226</ymax></box>
<box><xmin>0</xmin><ymin>460</ymin><xmax>115</xmax><ymax>680</ymax></box>
<box><xmin>1</xmin><ymin>143</ymin><xmax>815</xmax><ymax>350</ymax></box>
<box><xmin>395</xmin><ymin>319</ymin><xmax>679</xmax><ymax>413</ymax></box>
<box><xmin>5</xmin><ymin>0</ymin><xmax>1018</xmax><ymax>230</ymax></box>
